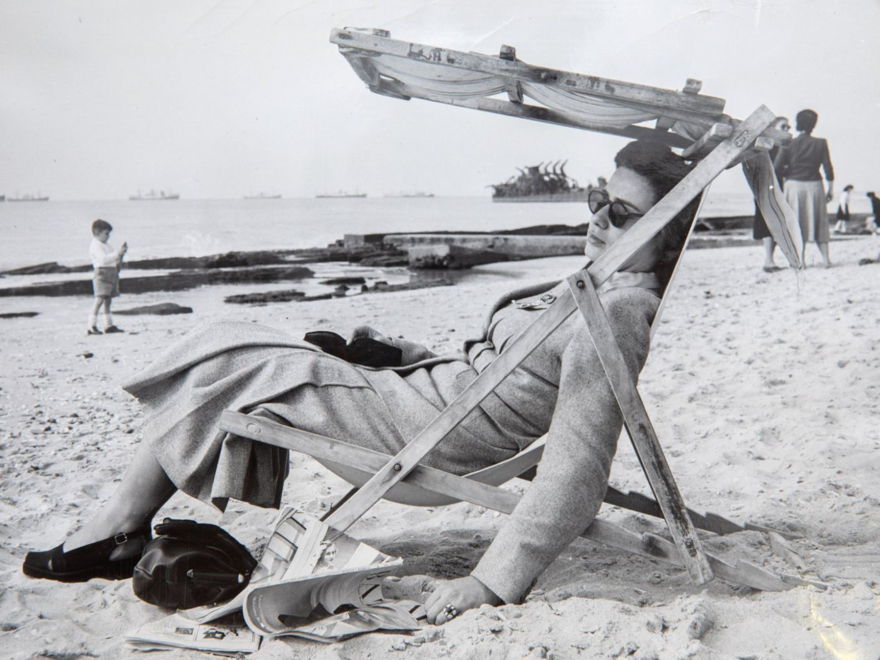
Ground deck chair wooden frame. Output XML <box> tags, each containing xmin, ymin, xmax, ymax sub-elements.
<box><xmin>219</xmin><ymin>30</ymin><xmax>807</xmax><ymax>593</ymax></box>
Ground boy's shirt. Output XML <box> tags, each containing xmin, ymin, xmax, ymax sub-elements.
<box><xmin>90</xmin><ymin>238</ymin><xmax>120</xmax><ymax>269</ymax></box>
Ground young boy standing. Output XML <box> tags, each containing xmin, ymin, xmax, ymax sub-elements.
<box><xmin>87</xmin><ymin>219</ymin><xmax>127</xmax><ymax>335</ymax></box>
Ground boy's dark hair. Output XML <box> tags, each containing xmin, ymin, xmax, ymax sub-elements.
<box><xmin>92</xmin><ymin>219</ymin><xmax>113</xmax><ymax>235</ymax></box>
<box><xmin>613</xmin><ymin>139</ymin><xmax>698</xmax><ymax>289</ymax></box>
<box><xmin>795</xmin><ymin>109</ymin><xmax>818</xmax><ymax>134</ymax></box>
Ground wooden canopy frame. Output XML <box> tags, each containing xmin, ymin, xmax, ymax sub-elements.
<box><xmin>220</xmin><ymin>29</ymin><xmax>809</xmax><ymax>594</ymax></box>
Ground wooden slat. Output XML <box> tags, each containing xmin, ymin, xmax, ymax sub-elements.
<box><xmin>567</xmin><ymin>273</ymin><xmax>713</xmax><ymax>583</ymax></box>
<box><xmin>219</xmin><ymin>412</ymin><xmax>797</xmax><ymax>591</ymax></box>
<box><xmin>680</xmin><ymin>122</ymin><xmax>732</xmax><ymax>159</ymax></box>
<box><xmin>223</xmin><ymin>412</ymin><xmax>761</xmax><ymax>538</ymax></box>
<box><xmin>330</xmin><ymin>28</ymin><xmax>727</xmax><ymax>119</ymax></box>
<box><xmin>220</xmin><ymin>410</ymin><xmax>534</xmax><ymax>510</ymax></box>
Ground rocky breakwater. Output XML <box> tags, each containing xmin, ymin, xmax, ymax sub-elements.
<box><xmin>386</xmin><ymin>233</ymin><xmax>588</xmax><ymax>269</ymax></box>
<box><xmin>0</xmin><ymin>263</ymin><xmax>315</xmax><ymax>297</ymax></box>
<box><xmin>0</xmin><ymin>243</ymin><xmax>410</xmax><ymax>298</ymax></box>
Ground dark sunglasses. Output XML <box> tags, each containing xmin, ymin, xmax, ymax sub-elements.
<box><xmin>588</xmin><ymin>189</ymin><xmax>643</xmax><ymax>228</ymax></box>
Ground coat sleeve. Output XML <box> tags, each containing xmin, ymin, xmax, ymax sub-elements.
<box><xmin>773</xmin><ymin>146</ymin><xmax>790</xmax><ymax>181</ymax></box>
<box><xmin>820</xmin><ymin>139</ymin><xmax>834</xmax><ymax>182</ymax></box>
<box><xmin>470</xmin><ymin>287</ymin><xmax>657</xmax><ymax>603</ymax></box>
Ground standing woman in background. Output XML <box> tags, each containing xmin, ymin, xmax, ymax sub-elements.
<box><xmin>752</xmin><ymin>116</ymin><xmax>791</xmax><ymax>272</ymax></box>
<box><xmin>773</xmin><ymin>109</ymin><xmax>835</xmax><ymax>267</ymax></box>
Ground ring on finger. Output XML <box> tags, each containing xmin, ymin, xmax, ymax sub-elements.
<box><xmin>443</xmin><ymin>603</ymin><xmax>458</xmax><ymax>619</ymax></box>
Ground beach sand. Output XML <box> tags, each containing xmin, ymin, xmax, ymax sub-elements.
<box><xmin>2</xmin><ymin>236</ymin><xmax>879</xmax><ymax>659</ymax></box>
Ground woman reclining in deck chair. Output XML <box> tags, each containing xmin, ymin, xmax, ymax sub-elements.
<box><xmin>23</xmin><ymin>139</ymin><xmax>696</xmax><ymax>624</ymax></box>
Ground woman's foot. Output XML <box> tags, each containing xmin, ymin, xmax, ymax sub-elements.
<box><xmin>23</xmin><ymin>526</ymin><xmax>151</xmax><ymax>582</ymax></box>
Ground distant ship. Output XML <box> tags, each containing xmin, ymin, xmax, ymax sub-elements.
<box><xmin>490</xmin><ymin>160</ymin><xmax>590</xmax><ymax>203</ymax></box>
<box><xmin>8</xmin><ymin>193</ymin><xmax>49</xmax><ymax>202</ymax></box>
<box><xmin>129</xmin><ymin>189</ymin><xmax>180</xmax><ymax>201</ymax></box>
<box><xmin>384</xmin><ymin>191</ymin><xmax>435</xmax><ymax>198</ymax></box>
<box><xmin>244</xmin><ymin>193</ymin><xmax>282</xmax><ymax>199</ymax></box>
<box><xmin>316</xmin><ymin>191</ymin><xmax>367</xmax><ymax>198</ymax></box>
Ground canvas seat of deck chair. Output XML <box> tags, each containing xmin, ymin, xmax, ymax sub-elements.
<box><xmin>219</xmin><ymin>28</ymin><xmax>811</xmax><ymax>593</ymax></box>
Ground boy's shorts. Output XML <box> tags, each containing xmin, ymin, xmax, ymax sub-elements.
<box><xmin>93</xmin><ymin>267</ymin><xmax>120</xmax><ymax>298</ymax></box>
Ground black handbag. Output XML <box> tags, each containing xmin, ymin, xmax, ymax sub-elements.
<box><xmin>132</xmin><ymin>519</ymin><xmax>257</xmax><ymax>609</ymax></box>
<box><xmin>303</xmin><ymin>330</ymin><xmax>403</xmax><ymax>367</ymax></box>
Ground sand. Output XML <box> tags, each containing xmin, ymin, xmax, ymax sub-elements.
<box><xmin>1</xmin><ymin>236</ymin><xmax>879</xmax><ymax>659</ymax></box>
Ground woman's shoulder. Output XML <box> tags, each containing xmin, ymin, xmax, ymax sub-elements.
<box><xmin>598</xmin><ymin>285</ymin><xmax>661</xmax><ymax>322</ymax></box>
<box><xmin>802</xmin><ymin>134</ymin><xmax>827</xmax><ymax>146</ymax></box>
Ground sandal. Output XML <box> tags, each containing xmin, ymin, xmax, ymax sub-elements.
<box><xmin>86</xmin><ymin>326</ymin><xmax>103</xmax><ymax>335</ymax></box>
<box><xmin>103</xmin><ymin>325</ymin><xmax>124</xmax><ymax>334</ymax></box>
<box><xmin>23</xmin><ymin>526</ymin><xmax>151</xmax><ymax>582</ymax></box>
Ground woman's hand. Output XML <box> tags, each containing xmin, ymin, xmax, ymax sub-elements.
<box><xmin>424</xmin><ymin>576</ymin><xmax>501</xmax><ymax>624</ymax></box>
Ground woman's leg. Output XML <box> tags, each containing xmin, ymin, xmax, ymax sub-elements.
<box><xmin>818</xmin><ymin>241</ymin><xmax>832</xmax><ymax>267</ymax></box>
<box><xmin>65</xmin><ymin>441</ymin><xmax>176</xmax><ymax>553</ymax></box>
<box><xmin>762</xmin><ymin>237</ymin><xmax>777</xmax><ymax>268</ymax></box>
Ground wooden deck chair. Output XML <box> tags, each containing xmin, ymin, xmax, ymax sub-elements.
<box><xmin>219</xmin><ymin>30</ymin><xmax>809</xmax><ymax>593</ymax></box>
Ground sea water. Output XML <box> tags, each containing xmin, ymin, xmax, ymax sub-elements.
<box><xmin>0</xmin><ymin>193</ymin><xmax>765</xmax><ymax>271</ymax></box>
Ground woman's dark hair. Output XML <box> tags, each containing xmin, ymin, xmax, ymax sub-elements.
<box><xmin>795</xmin><ymin>109</ymin><xmax>818</xmax><ymax>134</ymax></box>
<box><xmin>91</xmin><ymin>218</ymin><xmax>113</xmax><ymax>235</ymax></box>
<box><xmin>614</xmin><ymin>139</ymin><xmax>691</xmax><ymax>200</ymax></box>
<box><xmin>613</xmin><ymin>139</ymin><xmax>698</xmax><ymax>288</ymax></box>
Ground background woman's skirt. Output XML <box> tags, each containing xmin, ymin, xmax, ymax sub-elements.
<box><xmin>784</xmin><ymin>180</ymin><xmax>829</xmax><ymax>244</ymax></box>
<box><xmin>752</xmin><ymin>202</ymin><xmax>772</xmax><ymax>240</ymax></box>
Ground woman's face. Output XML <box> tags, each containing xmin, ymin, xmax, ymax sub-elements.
<box><xmin>584</xmin><ymin>166</ymin><xmax>660</xmax><ymax>270</ymax></box>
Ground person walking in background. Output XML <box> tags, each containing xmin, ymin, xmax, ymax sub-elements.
<box><xmin>865</xmin><ymin>191</ymin><xmax>880</xmax><ymax>233</ymax></box>
<box><xmin>773</xmin><ymin>109</ymin><xmax>835</xmax><ymax>267</ymax></box>
<box><xmin>753</xmin><ymin>116</ymin><xmax>791</xmax><ymax>272</ymax></box>
<box><xmin>833</xmin><ymin>184</ymin><xmax>854</xmax><ymax>233</ymax></box>
<box><xmin>87</xmin><ymin>219</ymin><xmax>127</xmax><ymax>335</ymax></box>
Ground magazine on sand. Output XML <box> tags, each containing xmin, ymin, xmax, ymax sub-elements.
<box><xmin>126</xmin><ymin>508</ymin><xmax>420</xmax><ymax>651</ymax></box>
<box><xmin>126</xmin><ymin>616</ymin><xmax>261</xmax><ymax>655</ymax></box>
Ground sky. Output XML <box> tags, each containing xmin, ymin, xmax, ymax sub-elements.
<box><xmin>1</xmin><ymin>0</ymin><xmax>879</xmax><ymax>200</ymax></box>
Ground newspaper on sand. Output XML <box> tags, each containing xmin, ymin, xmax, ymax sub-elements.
<box><xmin>275</xmin><ymin>600</ymin><xmax>426</xmax><ymax>643</ymax></box>
<box><xmin>126</xmin><ymin>615</ymin><xmax>261</xmax><ymax>655</ymax></box>
<box><xmin>241</xmin><ymin>508</ymin><xmax>406</xmax><ymax>636</ymax></box>
<box><xmin>126</xmin><ymin>596</ymin><xmax>423</xmax><ymax>650</ymax></box>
